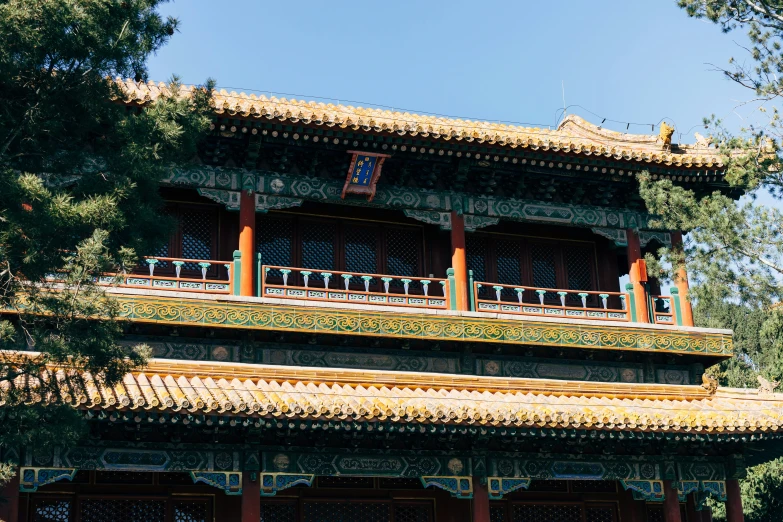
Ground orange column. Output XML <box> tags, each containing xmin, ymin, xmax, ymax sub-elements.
<box><xmin>662</xmin><ymin>481</ymin><xmax>682</xmax><ymax>522</ymax></box>
<box><xmin>726</xmin><ymin>480</ymin><xmax>744</xmax><ymax>522</ymax></box>
<box><xmin>671</xmin><ymin>231</ymin><xmax>694</xmax><ymax>326</ymax></box>
<box><xmin>626</xmin><ymin>229</ymin><xmax>650</xmax><ymax>323</ymax></box>
<box><xmin>0</xmin><ymin>470</ymin><xmax>19</xmax><ymax>522</ymax></box>
<box><xmin>239</xmin><ymin>190</ymin><xmax>256</xmax><ymax>297</ymax></box>
<box><xmin>472</xmin><ymin>477</ymin><xmax>490</xmax><ymax>522</ymax></box>
<box><xmin>241</xmin><ymin>472</ymin><xmax>260</xmax><ymax>522</ymax></box>
<box><xmin>450</xmin><ymin>212</ymin><xmax>468</xmax><ymax>311</ymax></box>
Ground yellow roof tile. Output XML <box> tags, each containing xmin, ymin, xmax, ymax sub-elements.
<box><xmin>116</xmin><ymin>79</ymin><xmax>726</xmax><ymax>168</ymax></box>
<box><xmin>5</xmin><ymin>357</ymin><xmax>783</xmax><ymax>434</ymax></box>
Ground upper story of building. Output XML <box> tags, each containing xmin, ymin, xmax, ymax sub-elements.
<box><xmin>92</xmin><ymin>80</ymin><xmax>735</xmax><ymax>386</ymax></box>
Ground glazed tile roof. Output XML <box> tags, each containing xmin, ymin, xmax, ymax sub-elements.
<box><xmin>5</xmin><ymin>357</ymin><xmax>783</xmax><ymax>434</ymax></box>
<box><xmin>116</xmin><ymin>79</ymin><xmax>726</xmax><ymax>168</ymax></box>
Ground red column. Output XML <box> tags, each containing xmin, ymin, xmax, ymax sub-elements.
<box><xmin>726</xmin><ymin>480</ymin><xmax>744</xmax><ymax>522</ymax></box>
<box><xmin>471</xmin><ymin>477</ymin><xmax>490</xmax><ymax>522</ymax></box>
<box><xmin>662</xmin><ymin>481</ymin><xmax>682</xmax><ymax>522</ymax></box>
<box><xmin>670</xmin><ymin>231</ymin><xmax>694</xmax><ymax>326</ymax></box>
<box><xmin>241</xmin><ymin>472</ymin><xmax>260</xmax><ymax>522</ymax></box>
<box><xmin>686</xmin><ymin>492</ymin><xmax>704</xmax><ymax>522</ymax></box>
<box><xmin>0</xmin><ymin>470</ymin><xmax>19</xmax><ymax>522</ymax></box>
<box><xmin>619</xmin><ymin>486</ymin><xmax>645</xmax><ymax>522</ymax></box>
<box><xmin>626</xmin><ymin>229</ymin><xmax>650</xmax><ymax>323</ymax></box>
<box><xmin>451</xmin><ymin>212</ymin><xmax>468</xmax><ymax>311</ymax></box>
<box><xmin>239</xmin><ymin>190</ymin><xmax>256</xmax><ymax>297</ymax></box>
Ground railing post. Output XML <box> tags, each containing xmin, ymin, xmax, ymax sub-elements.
<box><xmin>625</xmin><ymin>283</ymin><xmax>638</xmax><ymax>322</ymax></box>
<box><xmin>468</xmin><ymin>270</ymin><xmax>476</xmax><ymax>312</ymax></box>
<box><xmin>238</xmin><ymin>188</ymin><xmax>256</xmax><ymax>297</ymax></box>
<box><xmin>447</xmin><ymin>268</ymin><xmax>458</xmax><ymax>311</ymax></box>
<box><xmin>232</xmin><ymin>250</ymin><xmax>242</xmax><ymax>296</ymax></box>
<box><xmin>256</xmin><ymin>253</ymin><xmax>262</xmax><ymax>297</ymax></box>
<box><xmin>670</xmin><ymin>287</ymin><xmax>683</xmax><ymax>326</ymax></box>
<box><xmin>626</xmin><ymin>229</ymin><xmax>650</xmax><ymax>323</ymax></box>
<box><xmin>671</xmin><ymin>231</ymin><xmax>695</xmax><ymax>326</ymax></box>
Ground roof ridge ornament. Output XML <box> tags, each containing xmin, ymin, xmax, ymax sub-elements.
<box><xmin>758</xmin><ymin>375</ymin><xmax>780</xmax><ymax>395</ymax></box>
<box><xmin>702</xmin><ymin>373</ymin><xmax>719</xmax><ymax>395</ymax></box>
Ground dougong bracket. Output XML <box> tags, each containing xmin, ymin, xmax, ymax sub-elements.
<box><xmin>488</xmin><ymin>477</ymin><xmax>531</xmax><ymax>499</ymax></box>
<box><xmin>19</xmin><ymin>467</ymin><xmax>77</xmax><ymax>492</ymax></box>
<box><xmin>190</xmin><ymin>471</ymin><xmax>242</xmax><ymax>495</ymax></box>
<box><xmin>620</xmin><ymin>480</ymin><xmax>665</xmax><ymax>502</ymax></box>
<box><xmin>260</xmin><ymin>473</ymin><xmax>315</xmax><ymax>496</ymax></box>
<box><xmin>420</xmin><ymin>476</ymin><xmax>473</xmax><ymax>499</ymax></box>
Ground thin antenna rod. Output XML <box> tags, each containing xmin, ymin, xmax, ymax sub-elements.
<box><xmin>561</xmin><ymin>81</ymin><xmax>566</xmax><ymax>121</ymax></box>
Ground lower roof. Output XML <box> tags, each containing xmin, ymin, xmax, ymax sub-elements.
<box><xmin>3</xmin><ymin>357</ymin><xmax>781</xmax><ymax>434</ymax></box>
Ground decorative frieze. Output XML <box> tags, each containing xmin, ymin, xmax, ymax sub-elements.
<box><xmin>167</xmin><ymin>167</ymin><xmax>654</xmax><ymax>231</ymax></box>
<box><xmin>115</xmin><ymin>294</ymin><xmax>734</xmax><ymax>356</ymax></box>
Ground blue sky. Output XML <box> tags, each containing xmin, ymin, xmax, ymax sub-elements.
<box><xmin>148</xmin><ymin>0</ymin><xmax>761</xmax><ymax>143</ymax></box>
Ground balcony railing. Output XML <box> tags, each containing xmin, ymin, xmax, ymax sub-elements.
<box><xmin>472</xmin><ymin>280</ymin><xmax>630</xmax><ymax>322</ymax></box>
<box><xmin>651</xmin><ymin>295</ymin><xmax>675</xmax><ymax>325</ymax></box>
<box><xmin>260</xmin><ymin>265</ymin><xmax>449</xmax><ymax>310</ymax></box>
<box><xmin>92</xmin><ymin>251</ymin><xmax>689</xmax><ymax>327</ymax></box>
<box><xmin>102</xmin><ymin>256</ymin><xmax>233</xmax><ymax>294</ymax></box>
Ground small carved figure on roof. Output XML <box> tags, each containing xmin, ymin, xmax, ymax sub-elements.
<box><xmin>694</xmin><ymin>132</ymin><xmax>713</xmax><ymax>148</ymax></box>
<box><xmin>701</xmin><ymin>373</ymin><xmax>718</xmax><ymax>394</ymax></box>
<box><xmin>658</xmin><ymin>122</ymin><xmax>675</xmax><ymax>150</ymax></box>
<box><xmin>758</xmin><ymin>375</ymin><xmax>780</xmax><ymax>395</ymax></box>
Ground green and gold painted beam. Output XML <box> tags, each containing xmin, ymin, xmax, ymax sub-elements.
<box><xmin>112</xmin><ymin>293</ymin><xmax>732</xmax><ymax>357</ymax></box>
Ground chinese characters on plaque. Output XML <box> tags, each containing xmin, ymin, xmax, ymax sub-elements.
<box><xmin>341</xmin><ymin>151</ymin><xmax>390</xmax><ymax>202</ymax></box>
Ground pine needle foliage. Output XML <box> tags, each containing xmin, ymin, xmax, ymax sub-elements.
<box><xmin>0</xmin><ymin>0</ymin><xmax>214</xmax><ymax>486</ymax></box>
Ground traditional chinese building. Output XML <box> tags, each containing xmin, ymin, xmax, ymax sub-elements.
<box><xmin>2</xmin><ymin>81</ymin><xmax>781</xmax><ymax>522</ymax></box>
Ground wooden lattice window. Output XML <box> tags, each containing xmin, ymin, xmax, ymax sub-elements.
<box><xmin>585</xmin><ymin>504</ymin><xmax>618</xmax><ymax>522</ymax></box>
<box><xmin>32</xmin><ymin>497</ymin><xmax>72</xmax><ymax>522</ymax></box>
<box><xmin>151</xmin><ymin>203</ymin><xmax>220</xmax><ymax>278</ymax></box>
<box><xmin>490</xmin><ymin>504</ymin><xmax>507</xmax><ymax>522</ymax></box>
<box><xmin>79</xmin><ymin>498</ymin><xmax>166</xmax><ymax>522</ymax></box>
<box><xmin>172</xmin><ymin>499</ymin><xmax>210</xmax><ymax>522</ymax></box>
<box><xmin>466</xmin><ymin>233</ymin><xmax>599</xmax><ymax>301</ymax></box>
<box><xmin>260</xmin><ymin>502</ymin><xmax>297</xmax><ymax>522</ymax></box>
<box><xmin>256</xmin><ymin>213</ymin><xmax>424</xmax><ymax>290</ymax></box>
<box><xmin>295</xmin><ymin>500</ymin><xmax>431</xmax><ymax>522</ymax></box>
<box><xmin>31</xmin><ymin>495</ymin><xmax>211</xmax><ymax>522</ymax></box>
<box><xmin>510</xmin><ymin>503</ymin><xmax>582</xmax><ymax>522</ymax></box>
<box><xmin>302</xmin><ymin>501</ymin><xmax>391</xmax><ymax>522</ymax></box>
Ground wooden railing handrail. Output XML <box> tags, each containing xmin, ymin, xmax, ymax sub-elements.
<box><xmin>474</xmin><ymin>281</ymin><xmax>626</xmax><ymax>297</ymax></box>
<box><xmin>261</xmin><ymin>265</ymin><xmax>446</xmax><ymax>283</ymax></box>
<box><xmin>144</xmin><ymin>256</ymin><xmax>231</xmax><ymax>265</ymax></box>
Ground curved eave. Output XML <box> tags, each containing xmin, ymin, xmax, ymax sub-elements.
<box><xmin>5</xmin><ymin>356</ymin><xmax>783</xmax><ymax>435</ymax></box>
<box><xmin>116</xmin><ymin>79</ymin><xmax>727</xmax><ymax>169</ymax></box>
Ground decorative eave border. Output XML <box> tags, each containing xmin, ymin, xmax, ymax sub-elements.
<box><xmin>113</xmin><ymin>293</ymin><xmax>733</xmax><ymax>357</ymax></box>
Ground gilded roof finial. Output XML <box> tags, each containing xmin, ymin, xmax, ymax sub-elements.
<box><xmin>658</xmin><ymin>122</ymin><xmax>675</xmax><ymax>150</ymax></box>
<box><xmin>701</xmin><ymin>373</ymin><xmax>718</xmax><ymax>394</ymax></box>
